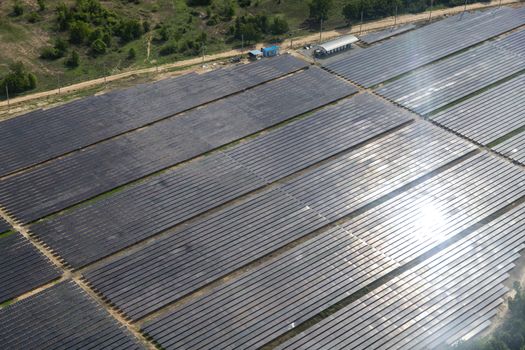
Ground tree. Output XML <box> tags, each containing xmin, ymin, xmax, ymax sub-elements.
<box><xmin>90</xmin><ymin>38</ymin><xmax>107</xmax><ymax>56</ymax></box>
<box><xmin>66</xmin><ymin>50</ymin><xmax>80</xmax><ymax>67</ymax></box>
<box><xmin>12</xmin><ymin>0</ymin><xmax>24</xmax><ymax>16</ymax></box>
<box><xmin>186</xmin><ymin>0</ymin><xmax>212</xmax><ymax>5</ymax></box>
<box><xmin>271</xmin><ymin>16</ymin><xmax>289</xmax><ymax>35</ymax></box>
<box><xmin>238</xmin><ymin>0</ymin><xmax>251</xmax><ymax>7</ymax></box>
<box><xmin>37</xmin><ymin>0</ymin><xmax>46</xmax><ymax>11</ymax></box>
<box><xmin>69</xmin><ymin>20</ymin><xmax>91</xmax><ymax>44</ymax></box>
<box><xmin>127</xmin><ymin>47</ymin><xmax>136</xmax><ymax>59</ymax></box>
<box><xmin>2</xmin><ymin>62</ymin><xmax>37</xmax><ymax>95</ymax></box>
<box><xmin>309</xmin><ymin>0</ymin><xmax>332</xmax><ymax>23</ymax></box>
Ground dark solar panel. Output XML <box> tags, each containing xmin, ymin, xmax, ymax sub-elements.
<box><xmin>0</xmin><ymin>233</ymin><xmax>61</xmax><ymax>303</ymax></box>
<box><xmin>0</xmin><ymin>281</ymin><xmax>144</xmax><ymax>349</ymax></box>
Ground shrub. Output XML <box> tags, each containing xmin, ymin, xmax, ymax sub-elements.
<box><xmin>12</xmin><ymin>1</ymin><xmax>24</xmax><ymax>16</ymax></box>
<box><xmin>159</xmin><ymin>42</ymin><xmax>178</xmax><ymax>56</ymax></box>
<box><xmin>1</xmin><ymin>62</ymin><xmax>37</xmax><ymax>95</ymax></box>
<box><xmin>127</xmin><ymin>47</ymin><xmax>136</xmax><ymax>59</ymax></box>
<box><xmin>65</xmin><ymin>50</ymin><xmax>80</xmax><ymax>67</ymax></box>
<box><xmin>37</xmin><ymin>0</ymin><xmax>46</xmax><ymax>11</ymax></box>
<box><xmin>90</xmin><ymin>38</ymin><xmax>107</xmax><ymax>56</ymax></box>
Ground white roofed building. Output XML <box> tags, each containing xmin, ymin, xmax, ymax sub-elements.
<box><xmin>315</xmin><ymin>35</ymin><xmax>359</xmax><ymax>56</ymax></box>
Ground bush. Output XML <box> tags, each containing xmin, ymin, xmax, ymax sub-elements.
<box><xmin>69</xmin><ymin>20</ymin><xmax>91</xmax><ymax>44</ymax></box>
<box><xmin>271</xmin><ymin>16</ymin><xmax>289</xmax><ymax>35</ymax></box>
<box><xmin>159</xmin><ymin>42</ymin><xmax>178</xmax><ymax>56</ymax></box>
<box><xmin>65</xmin><ymin>50</ymin><xmax>80</xmax><ymax>67</ymax></box>
<box><xmin>27</xmin><ymin>12</ymin><xmax>42</xmax><ymax>23</ymax></box>
<box><xmin>118</xmin><ymin>19</ymin><xmax>143</xmax><ymax>43</ymax></box>
<box><xmin>12</xmin><ymin>1</ymin><xmax>24</xmax><ymax>16</ymax></box>
<box><xmin>40</xmin><ymin>47</ymin><xmax>59</xmax><ymax>60</ymax></box>
<box><xmin>238</xmin><ymin>0</ymin><xmax>251</xmax><ymax>7</ymax></box>
<box><xmin>90</xmin><ymin>38</ymin><xmax>107</xmax><ymax>56</ymax></box>
<box><xmin>127</xmin><ymin>47</ymin><xmax>136</xmax><ymax>59</ymax></box>
<box><xmin>1</xmin><ymin>62</ymin><xmax>37</xmax><ymax>95</ymax></box>
<box><xmin>309</xmin><ymin>0</ymin><xmax>332</xmax><ymax>23</ymax></box>
<box><xmin>37</xmin><ymin>0</ymin><xmax>46</xmax><ymax>11</ymax></box>
<box><xmin>186</xmin><ymin>0</ymin><xmax>212</xmax><ymax>5</ymax></box>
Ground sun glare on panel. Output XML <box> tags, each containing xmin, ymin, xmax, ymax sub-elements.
<box><xmin>414</xmin><ymin>202</ymin><xmax>446</xmax><ymax>241</ymax></box>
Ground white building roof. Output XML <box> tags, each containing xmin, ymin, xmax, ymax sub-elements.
<box><xmin>317</xmin><ymin>35</ymin><xmax>359</xmax><ymax>52</ymax></box>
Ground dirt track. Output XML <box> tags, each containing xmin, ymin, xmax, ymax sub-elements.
<box><xmin>0</xmin><ymin>0</ymin><xmax>519</xmax><ymax>109</ymax></box>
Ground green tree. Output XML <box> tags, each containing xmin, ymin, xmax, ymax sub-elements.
<box><xmin>12</xmin><ymin>0</ymin><xmax>24</xmax><ymax>16</ymax></box>
<box><xmin>37</xmin><ymin>0</ymin><xmax>46</xmax><ymax>11</ymax></box>
<box><xmin>66</xmin><ymin>50</ymin><xmax>80</xmax><ymax>67</ymax></box>
<box><xmin>2</xmin><ymin>62</ymin><xmax>37</xmax><ymax>95</ymax></box>
<box><xmin>127</xmin><ymin>47</ymin><xmax>136</xmax><ymax>59</ymax></box>
<box><xmin>309</xmin><ymin>0</ymin><xmax>332</xmax><ymax>23</ymax></box>
<box><xmin>90</xmin><ymin>38</ymin><xmax>107</xmax><ymax>56</ymax></box>
<box><xmin>69</xmin><ymin>20</ymin><xmax>91</xmax><ymax>44</ymax></box>
<box><xmin>271</xmin><ymin>16</ymin><xmax>289</xmax><ymax>35</ymax></box>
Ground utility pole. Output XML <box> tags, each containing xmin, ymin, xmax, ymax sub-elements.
<box><xmin>5</xmin><ymin>84</ymin><xmax>9</xmax><ymax>112</ymax></box>
<box><xmin>57</xmin><ymin>75</ymin><xmax>61</xmax><ymax>95</ymax></box>
<box><xmin>241</xmin><ymin>34</ymin><xmax>244</xmax><ymax>53</ymax></box>
<box><xmin>319</xmin><ymin>17</ymin><xmax>323</xmax><ymax>43</ymax></box>
<box><xmin>359</xmin><ymin>10</ymin><xmax>363</xmax><ymax>35</ymax></box>
<box><xmin>464</xmin><ymin>0</ymin><xmax>468</xmax><ymax>13</ymax></box>
<box><xmin>429</xmin><ymin>0</ymin><xmax>433</xmax><ymax>21</ymax></box>
<box><xmin>394</xmin><ymin>4</ymin><xmax>398</xmax><ymax>27</ymax></box>
<box><xmin>202</xmin><ymin>45</ymin><xmax>206</xmax><ymax>63</ymax></box>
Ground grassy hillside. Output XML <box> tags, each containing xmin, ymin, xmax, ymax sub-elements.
<box><xmin>0</xmin><ymin>0</ymin><xmax>491</xmax><ymax>97</ymax></box>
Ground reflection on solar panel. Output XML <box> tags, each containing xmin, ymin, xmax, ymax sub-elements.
<box><xmin>0</xmin><ymin>218</ymin><xmax>10</xmax><ymax>234</ymax></box>
<box><xmin>138</xmin><ymin>130</ymin><xmax>500</xmax><ymax>350</ymax></box>
<box><xmin>31</xmin><ymin>153</ymin><xmax>266</xmax><ymax>268</ymax></box>
<box><xmin>225</xmin><ymin>93</ymin><xmax>413</xmax><ymax>182</ymax></box>
<box><xmin>0</xmin><ymin>281</ymin><xmax>144</xmax><ymax>349</ymax></box>
<box><xmin>280</xmin><ymin>204</ymin><xmax>525</xmax><ymax>350</ymax></box>
<box><xmin>84</xmin><ymin>189</ymin><xmax>328</xmax><ymax>320</ymax></box>
<box><xmin>494</xmin><ymin>132</ymin><xmax>525</xmax><ymax>165</ymax></box>
<box><xmin>0</xmin><ymin>233</ymin><xmax>61</xmax><ymax>303</ymax></box>
<box><xmin>375</xmin><ymin>43</ymin><xmax>525</xmax><ymax>115</ymax></box>
<box><xmin>324</xmin><ymin>6</ymin><xmax>525</xmax><ymax>87</ymax></box>
<box><xmin>359</xmin><ymin>24</ymin><xmax>416</xmax><ymax>44</ymax></box>
<box><xmin>0</xmin><ymin>55</ymin><xmax>307</xmax><ymax>177</ymax></box>
<box><xmin>493</xmin><ymin>28</ymin><xmax>525</xmax><ymax>57</ymax></box>
<box><xmin>432</xmin><ymin>75</ymin><xmax>525</xmax><ymax>145</ymax></box>
<box><xmin>282</xmin><ymin>122</ymin><xmax>476</xmax><ymax>222</ymax></box>
<box><xmin>0</xmin><ymin>67</ymin><xmax>356</xmax><ymax>224</ymax></box>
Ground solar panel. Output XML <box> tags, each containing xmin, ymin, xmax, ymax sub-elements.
<box><xmin>0</xmin><ymin>55</ymin><xmax>308</xmax><ymax>177</ymax></box>
<box><xmin>31</xmin><ymin>153</ymin><xmax>266</xmax><ymax>268</ymax></box>
<box><xmin>225</xmin><ymin>93</ymin><xmax>413</xmax><ymax>182</ymax></box>
<box><xmin>0</xmin><ymin>67</ymin><xmax>356</xmax><ymax>224</ymax></box>
<box><xmin>279</xmin><ymin>204</ymin><xmax>525</xmax><ymax>349</ymax></box>
<box><xmin>0</xmin><ymin>218</ymin><xmax>10</xmax><ymax>234</ymax></box>
<box><xmin>494</xmin><ymin>132</ymin><xmax>525</xmax><ymax>165</ymax></box>
<box><xmin>0</xmin><ymin>233</ymin><xmax>61</xmax><ymax>303</ymax></box>
<box><xmin>375</xmin><ymin>42</ymin><xmax>525</xmax><ymax>115</ymax></box>
<box><xmin>432</xmin><ymin>74</ymin><xmax>525</xmax><ymax>145</ymax></box>
<box><xmin>0</xmin><ymin>281</ymin><xmax>144</xmax><ymax>349</ymax></box>
<box><xmin>359</xmin><ymin>24</ymin><xmax>416</xmax><ymax>45</ymax></box>
<box><xmin>324</xmin><ymin>6</ymin><xmax>525</xmax><ymax>87</ymax></box>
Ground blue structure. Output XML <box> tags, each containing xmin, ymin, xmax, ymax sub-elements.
<box><xmin>262</xmin><ymin>46</ymin><xmax>280</xmax><ymax>57</ymax></box>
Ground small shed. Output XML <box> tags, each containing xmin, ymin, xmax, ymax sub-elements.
<box><xmin>315</xmin><ymin>35</ymin><xmax>359</xmax><ymax>57</ymax></box>
<box><xmin>262</xmin><ymin>46</ymin><xmax>280</xmax><ymax>57</ymax></box>
<box><xmin>248</xmin><ymin>49</ymin><xmax>263</xmax><ymax>60</ymax></box>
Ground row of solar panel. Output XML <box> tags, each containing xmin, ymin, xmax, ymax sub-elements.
<box><xmin>141</xmin><ymin>153</ymin><xmax>525</xmax><ymax>349</ymax></box>
<box><xmin>324</xmin><ymin>6</ymin><xmax>525</xmax><ymax>87</ymax></box>
<box><xmin>0</xmin><ymin>67</ymin><xmax>356</xmax><ymax>224</ymax></box>
<box><xmin>30</xmin><ymin>93</ymin><xmax>408</xmax><ymax>269</ymax></box>
<box><xmin>79</xmin><ymin>122</ymin><xmax>476</xmax><ymax>322</ymax></box>
<box><xmin>0</xmin><ymin>281</ymin><xmax>144</xmax><ymax>349</ymax></box>
<box><xmin>359</xmin><ymin>23</ymin><xmax>416</xmax><ymax>45</ymax></box>
<box><xmin>280</xmin><ymin>204</ymin><xmax>525</xmax><ymax>349</ymax></box>
<box><xmin>0</xmin><ymin>55</ymin><xmax>308</xmax><ymax>177</ymax></box>
<box><xmin>375</xmin><ymin>34</ymin><xmax>525</xmax><ymax>115</ymax></box>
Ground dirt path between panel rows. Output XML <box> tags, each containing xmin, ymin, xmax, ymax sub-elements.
<box><xmin>0</xmin><ymin>0</ymin><xmax>520</xmax><ymax>109</ymax></box>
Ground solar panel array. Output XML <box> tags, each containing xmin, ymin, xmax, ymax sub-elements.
<box><xmin>2</xmin><ymin>7</ymin><xmax>525</xmax><ymax>349</ymax></box>
<box><xmin>0</xmin><ymin>281</ymin><xmax>144</xmax><ymax>349</ymax></box>
<box><xmin>280</xmin><ymin>204</ymin><xmax>525</xmax><ymax>350</ymax></box>
<box><xmin>324</xmin><ymin>6</ymin><xmax>525</xmax><ymax>87</ymax></box>
<box><xmin>432</xmin><ymin>74</ymin><xmax>525</xmax><ymax>145</ymax></box>
<box><xmin>494</xmin><ymin>132</ymin><xmax>525</xmax><ymax>165</ymax></box>
<box><xmin>0</xmin><ymin>67</ymin><xmax>356</xmax><ymax>224</ymax></box>
<box><xmin>375</xmin><ymin>42</ymin><xmax>525</xmax><ymax>115</ymax></box>
<box><xmin>0</xmin><ymin>233</ymin><xmax>61</xmax><ymax>303</ymax></box>
<box><xmin>359</xmin><ymin>24</ymin><xmax>416</xmax><ymax>45</ymax></box>
<box><xmin>0</xmin><ymin>55</ymin><xmax>307</xmax><ymax>177</ymax></box>
<box><xmin>0</xmin><ymin>218</ymin><xmax>10</xmax><ymax>233</ymax></box>
<box><xmin>141</xmin><ymin>154</ymin><xmax>524</xmax><ymax>349</ymax></box>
